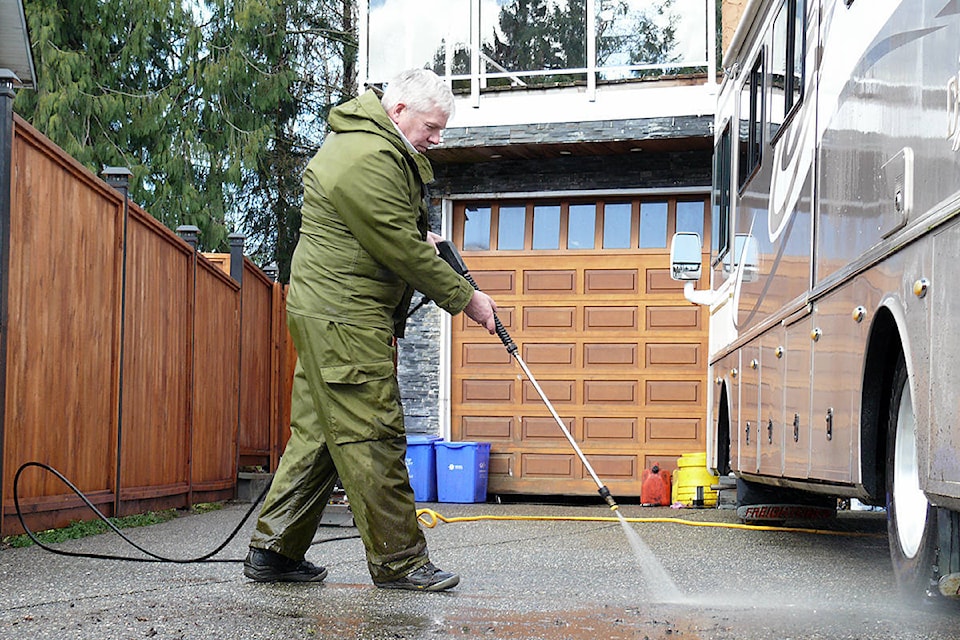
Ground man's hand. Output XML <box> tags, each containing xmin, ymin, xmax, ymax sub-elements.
<box><xmin>426</xmin><ymin>231</ymin><xmax>443</xmax><ymax>250</ymax></box>
<box><xmin>464</xmin><ymin>290</ymin><xmax>498</xmax><ymax>335</ymax></box>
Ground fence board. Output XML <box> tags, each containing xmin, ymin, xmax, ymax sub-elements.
<box><xmin>190</xmin><ymin>256</ymin><xmax>240</xmax><ymax>502</ymax></box>
<box><xmin>238</xmin><ymin>260</ymin><xmax>278</xmax><ymax>470</ymax></box>
<box><xmin>115</xmin><ymin>203</ymin><xmax>194</xmax><ymax>515</ymax></box>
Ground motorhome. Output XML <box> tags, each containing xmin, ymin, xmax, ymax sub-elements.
<box><xmin>671</xmin><ymin>0</ymin><xmax>960</xmax><ymax>599</ymax></box>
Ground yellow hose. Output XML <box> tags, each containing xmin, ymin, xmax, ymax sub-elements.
<box><xmin>415</xmin><ymin>508</ymin><xmax>884</xmax><ymax>538</ymax></box>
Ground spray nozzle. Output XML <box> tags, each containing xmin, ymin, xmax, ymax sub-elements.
<box><xmin>598</xmin><ymin>485</ymin><xmax>619</xmax><ymax>511</ymax></box>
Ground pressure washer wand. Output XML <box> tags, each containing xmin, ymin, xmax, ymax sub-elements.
<box><xmin>437</xmin><ymin>241</ymin><xmax>619</xmax><ymax>512</ymax></box>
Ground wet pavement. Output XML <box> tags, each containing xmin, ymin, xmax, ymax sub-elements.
<box><xmin>2</xmin><ymin>499</ymin><xmax>959</xmax><ymax>639</ymax></box>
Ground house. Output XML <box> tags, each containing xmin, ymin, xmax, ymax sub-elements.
<box><xmin>361</xmin><ymin>0</ymin><xmax>745</xmax><ymax>498</ymax></box>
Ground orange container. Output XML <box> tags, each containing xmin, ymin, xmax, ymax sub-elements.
<box><xmin>640</xmin><ymin>465</ymin><xmax>672</xmax><ymax>506</ymax></box>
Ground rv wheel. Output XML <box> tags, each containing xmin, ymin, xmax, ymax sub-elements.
<box><xmin>886</xmin><ymin>352</ymin><xmax>937</xmax><ymax>599</ymax></box>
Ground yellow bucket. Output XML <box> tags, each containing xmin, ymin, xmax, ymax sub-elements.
<box><xmin>672</xmin><ymin>452</ymin><xmax>719</xmax><ymax>507</ymax></box>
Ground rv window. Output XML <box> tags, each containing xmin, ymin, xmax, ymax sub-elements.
<box><xmin>771</xmin><ymin>0</ymin><xmax>806</xmax><ymax>138</ymax></box>
<box><xmin>712</xmin><ymin>123</ymin><xmax>732</xmax><ymax>262</ymax></box>
<box><xmin>738</xmin><ymin>53</ymin><xmax>764</xmax><ymax>190</ymax></box>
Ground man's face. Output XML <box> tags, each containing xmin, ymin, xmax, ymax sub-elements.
<box><xmin>387</xmin><ymin>103</ymin><xmax>448</xmax><ymax>153</ymax></box>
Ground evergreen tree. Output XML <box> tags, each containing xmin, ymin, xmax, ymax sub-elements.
<box><xmin>15</xmin><ymin>0</ymin><xmax>232</xmax><ymax>247</ymax></box>
<box><xmin>15</xmin><ymin>0</ymin><xmax>357</xmax><ymax>268</ymax></box>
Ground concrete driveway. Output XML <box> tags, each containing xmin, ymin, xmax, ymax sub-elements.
<box><xmin>2</xmin><ymin>500</ymin><xmax>958</xmax><ymax>639</ymax></box>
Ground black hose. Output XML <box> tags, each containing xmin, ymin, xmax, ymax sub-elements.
<box><xmin>12</xmin><ymin>461</ymin><xmax>358</xmax><ymax>563</ymax></box>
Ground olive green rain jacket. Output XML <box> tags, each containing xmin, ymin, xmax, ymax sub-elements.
<box><xmin>286</xmin><ymin>89</ymin><xmax>475</xmax><ymax>337</ymax></box>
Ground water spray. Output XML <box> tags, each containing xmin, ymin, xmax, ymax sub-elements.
<box><xmin>437</xmin><ymin>241</ymin><xmax>620</xmax><ymax>512</ymax></box>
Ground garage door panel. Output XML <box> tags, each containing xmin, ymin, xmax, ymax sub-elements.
<box><xmin>460</xmin><ymin>306</ymin><xmax>515</xmax><ymax>331</ymax></box>
<box><xmin>462</xmin><ymin>415</ymin><xmax>514</xmax><ymax>441</ymax></box>
<box><xmin>490</xmin><ymin>453</ymin><xmax>514</xmax><ymax>477</ymax></box>
<box><xmin>646</xmin><ymin>416</ymin><xmax>701</xmax><ymax>441</ymax></box>
<box><xmin>522</xmin><ymin>453</ymin><xmax>575</xmax><ymax>477</ymax></box>
<box><xmin>524</xmin><ymin>270</ymin><xmax>576</xmax><ymax>293</ymax></box>
<box><xmin>583</xmin><ymin>380</ymin><xmax>638</xmax><ymax>404</ymax></box>
<box><xmin>584</xmin><ymin>269</ymin><xmax>638</xmax><ymax>294</ymax></box>
<box><xmin>591</xmin><ymin>455</ymin><xmax>637</xmax><ymax>479</ymax></box>
<box><xmin>645</xmin><ymin>342</ymin><xmax>702</xmax><ymax>367</ymax></box>
<box><xmin>646</xmin><ymin>306</ymin><xmax>701</xmax><ymax>331</ymax></box>
<box><xmin>583</xmin><ymin>416</ymin><xmax>637</xmax><ymax>441</ymax></box>
<box><xmin>523</xmin><ymin>342</ymin><xmax>575</xmax><ymax>365</ymax></box>
<box><xmin>463</xmin><ymin>342</ymin><xmax>513</xmax><ymax>366</ymax></box>
<box><xmin>522</xmin><ymin>416</ymin><xmax>574</xmax><ymax>440</ymax></box>
<box><xmin>645</xmin><ymin>379</ymin><xmax>701</xmax><ymax>405</ymax></box>
<box><xmin>583</xmin><ymin>343</ymin><xmax>637</xmax><ymax>366</ymax></box>
<box><xmin>462</xmin><ymin>379</ymin><xmax>515</xmax><ymax>402</ymax></box>
<box><xmin>522</xmin><ymin>379</ymin><xmax>574</xmax><ymax>403</ymax></box>
<box><xmin>646</xmin><ymin>267</ymin><xmax>686</xmax><ymax>293</ymax></box>
<box><xmin>524</xmin><ymin>306</ymin><xmax>576</xmax><ymax>329</ymax></box>
<box><xmin>584</xmin><ymin>306</ymin><xmax>638</xmax><ymax>330</ymax></box>
<box><xmin>472</xmin><ymin>270</ymin><xmax>515</xmax><ymax>294</ymax></box>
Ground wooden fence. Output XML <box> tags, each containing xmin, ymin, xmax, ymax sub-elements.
<box><xmin>0</xmin><ymin>114</ymin><xmax>292</xmax><ymax>536</ymax></box>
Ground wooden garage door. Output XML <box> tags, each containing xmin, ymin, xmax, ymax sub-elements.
<box><xmin>450</xmin><ymin>197</ymin><xmax>710</xmax><ymax>498</ymax></box>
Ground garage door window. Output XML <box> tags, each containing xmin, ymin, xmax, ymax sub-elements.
<box><xmin>532</xmin><ymin>204</ymin><xmax>561</xmax><ymax>250</ymax></box>
<box><xmin>456</xmin><ymin>197</ymin><xmax>707</xmax><ymax>252</ymax></box>
<box><xmin>568</xmin><ymin>204</ymin><xmax>596</xmax><ymax>249</ymax></box>
<box><xmin>602</xmin><ymin>202</ymin><xmax>632</xmax><ymax>249</ymax></box>
<box><xmin>463</xmin><ymin>205</ymin><xmax>492</xmax><ymax>250</ymax></box>
<box><xmin>498</xmin><ymin>205</ymin><xmax>526</xmax><ymax>250</ymax></box>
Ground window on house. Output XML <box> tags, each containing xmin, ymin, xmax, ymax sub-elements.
<box><xmin>364</xmin><ymin>1</ymin><xmax>713</xmax><ymax>88</ymax></box>
<box><xmin>597</xmin><ymin>0</ymin><xmax>708</xmax><ymax>80</ymax></box>
<box><xmin>368</xmin><ymin>0</ymin><xmax>471</xmax><ymax>83</ymax></box>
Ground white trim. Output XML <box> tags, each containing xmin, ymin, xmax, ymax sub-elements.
<box><xmin>708</xmin><ymin>0</ymin><xmax>718</xmax><ymax>87</ymax></box>
<box><xmin>442</xmin><ymin>185</ymin><xmax>711</xmax><ymax>201</ymax></box>
<box><xmin>438</xmin><ymin>199</ymin><xmax>455</xmax><ymax>440</ymax></box>
<box><xmin>358</xmin><ymin>1</ymin><xmax>369</xmax><ymax>89</ymax></box>
<box><xmin>586</xmin><ymin>0</ymin><xmax>597</xmax><ymax>102</ymax></box>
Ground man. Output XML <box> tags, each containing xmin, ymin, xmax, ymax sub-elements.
<box><xmin>243</xmin><ymin>68</ymin><xmax>498</xmax><ymax>592</ymax></box>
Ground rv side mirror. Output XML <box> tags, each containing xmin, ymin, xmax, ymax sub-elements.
<box><xmin>669</xmin><ymin>232</ymin><xmax>703</xmax><ymax>281</ymax></box>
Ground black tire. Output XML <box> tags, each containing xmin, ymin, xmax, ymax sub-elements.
<box><xmin>885</xmin><ymin>351</ymin><xmax>937</xmax><ymax>599</ymax></box>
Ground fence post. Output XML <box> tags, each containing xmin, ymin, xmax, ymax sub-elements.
<box><xmin>177</xmin><ymin>225</ymin><xmax>200</xmax><ymax>250</ymax></box>
<box><xmin>228</xmin><ymin>232</ymin><xmax>244</xmax><ymax>494</ymax></box>
<box><xmin>228</xmin><ymin>233</ymin><xmax>244</xmax><ymax>284</ymax></box>
<box><xmin>101</xmin><ymin>166</ymin><xmax>133</xmax><ymax>515</ymax></box>
<box><xmin>0</xmin><ymin>70</ymin><xmax>20</xmax><ymax>533</ymax></box>
<box><xmin>263</xmin><ymin>262</ymin><xmax>278</xmax><ymax>282</ymax></box>
<box><xmin>176</xmin><ymin>224</ymin><xmax>199</xmax><ymax>504</ymax></box>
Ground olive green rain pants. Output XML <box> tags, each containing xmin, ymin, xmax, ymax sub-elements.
<box><xmin>249</xmin><ymin>313</ymin><xmax>430</xmax><ymax>583</ymax></box>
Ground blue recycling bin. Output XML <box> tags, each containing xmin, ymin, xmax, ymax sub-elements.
<box><xmin>405</xmin><ymin>435</ymin><xmax>442</xmax><ymax>502</ymax></box>
<box><xmin>435</xmin><ymin>441</ymin><xmax>491</xmax><ymax>503</ymax></box>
